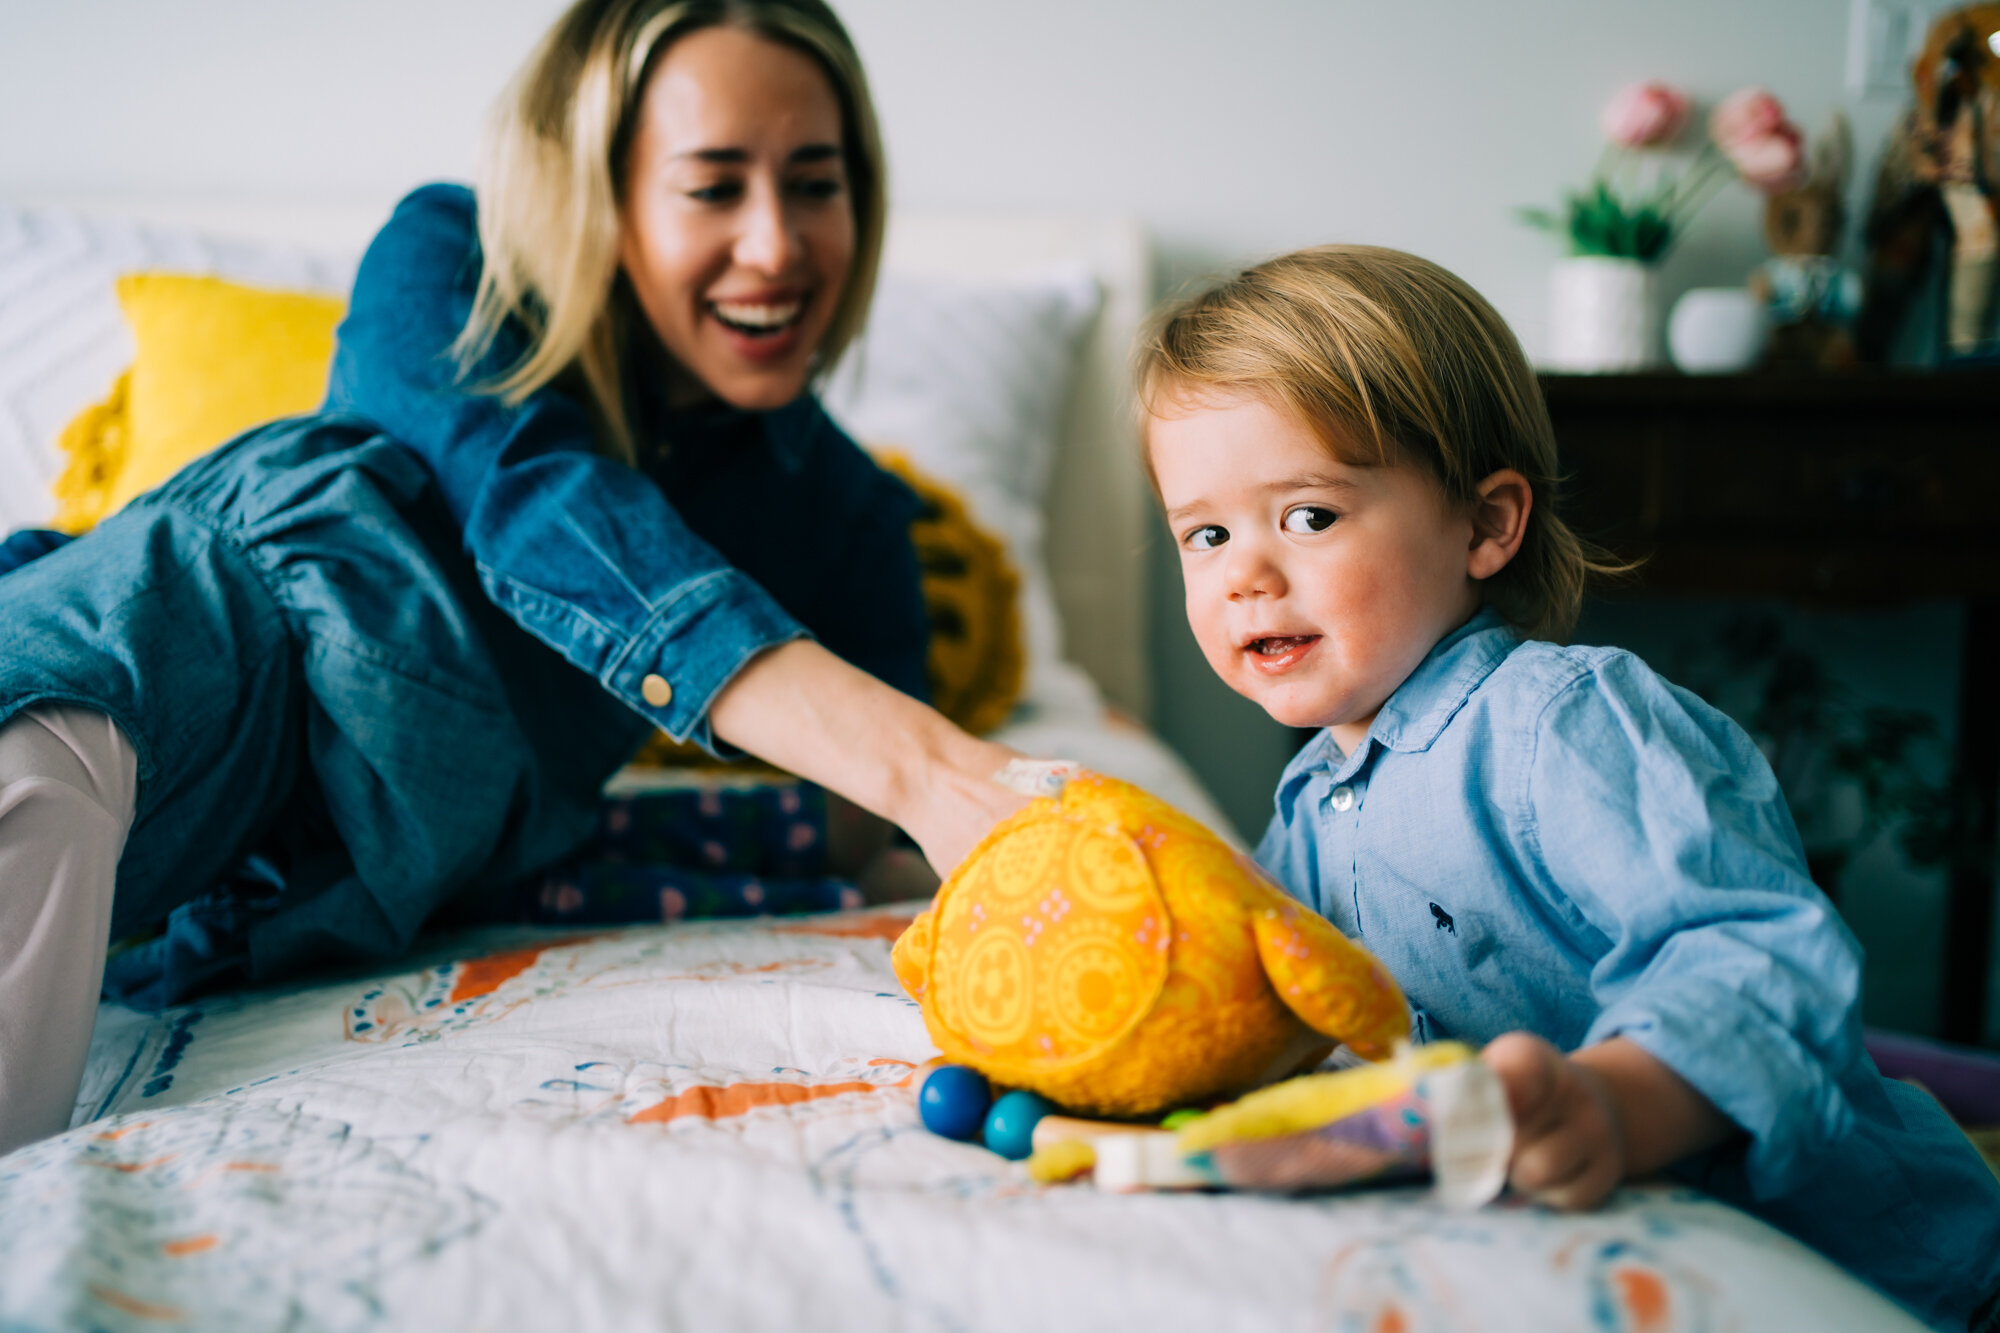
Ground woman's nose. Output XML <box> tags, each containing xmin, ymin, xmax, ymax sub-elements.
<box><xmin>733</xmin><ymin>182</ymin><xmax>801</xmax><ymax>275</ymax></box>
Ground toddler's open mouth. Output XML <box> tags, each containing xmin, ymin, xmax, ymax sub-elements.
<box><xmin>1246</xmin><ymin>635</ymin><xmax>1321</xmax><ymax>672</ymax></box>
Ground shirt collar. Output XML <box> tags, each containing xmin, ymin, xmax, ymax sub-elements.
<box><xmin>1272</xmin><ymin>608</ymin><xmax>1517</xmax><ymax>799</ymax></box>
<box><xmin>1369</xmin><ymin>607</ymin><xmax>1518</xmax><ymax>753</ymax></box>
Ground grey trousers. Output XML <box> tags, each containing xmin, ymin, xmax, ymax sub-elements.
<box><xmin>0</xmin><ymin>705</ymin><xmax>134</xmax><ymax>1156</ymax></box>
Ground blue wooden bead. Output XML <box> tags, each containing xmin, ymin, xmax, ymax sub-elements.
<box><xmin>983</xmin><ymin>1090</ymin><xmax>1057</xmax><ymax>1160</ymax></box>
<box><xmin>918</xmin><ymin>1064</ymin><xmax>991</xmax><ymax>1141</ymax></box>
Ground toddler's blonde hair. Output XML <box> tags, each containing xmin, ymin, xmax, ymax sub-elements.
<box><xmin>455</xmin><ymin>0</ymin><xmax>885</xmax><ymax>464</ymax></box>
<box><xmin>1137</xmin><ymin>245</ymin><xmax>1621</xmax><ymax>642</ymax></box>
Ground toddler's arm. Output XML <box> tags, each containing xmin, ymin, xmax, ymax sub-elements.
<box><xmin>1483</xmin><ymin>1031</ymin><xmax>1736</xmax><ymax>1209</ymax></box>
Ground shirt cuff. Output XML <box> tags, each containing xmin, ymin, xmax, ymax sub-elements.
<box><xmin>604</xmin><ymin>567</ymin><xmax>808</xmax><ymax>755</ymax></box>
<box><xmin>1584</xmin><ymin>977</ymin><xmax>1856</xmax><ymax>1199</ymax></box>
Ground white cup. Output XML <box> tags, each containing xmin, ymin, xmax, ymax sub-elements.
<box><xmin>1667</xmin><ymin>288</ymin><xmax>1770</xmax><ymax>374</ymax></box>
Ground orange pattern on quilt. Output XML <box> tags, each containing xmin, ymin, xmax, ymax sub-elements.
<box><xmin>628</xmin><ymin>1075</ymin><xmax>909</xmax><ymax>1125</ymax></box>
<box><xmin>776</xmin><ymin>914</ymin><xmax>915</xmax><ymax>942</ymax></box>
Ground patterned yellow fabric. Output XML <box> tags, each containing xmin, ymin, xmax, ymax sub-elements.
<box><xmin>54</xmin><ymin>274</ymin><xmax>346</xmax><ymax>532</ymax></box>
<box><xmin>871</xmin><ymin>450</ymin><xmax>1023</xmax><ymax>737</ymax></box>
<box><xmin>893</xmin><ymin>773</ymin><xmax>1409</xmax><ymax>1118</ymax></box>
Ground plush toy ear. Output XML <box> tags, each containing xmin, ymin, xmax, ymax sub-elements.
<box><xmin>891</xmin><ymin>908</ymin><xmax>936</xmax><ymax>1002</ymax></box>
<box><xmin>1250</xmin><ymin>899</ymin><xmax>1410</xmax><ymax>1062</ymax></box>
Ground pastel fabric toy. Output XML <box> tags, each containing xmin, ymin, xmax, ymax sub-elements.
<box><xmin>892</xmin><ymin>771</ymin><xmax>1409</xmax><ymax>1118</ymax></box>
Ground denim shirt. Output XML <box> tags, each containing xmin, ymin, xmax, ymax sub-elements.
<box><xmin>322</xmin><ymin>183</ymin><xmax>930</xmax><ymax>748</ymax></box>
<box><xmin>1256</xmin><ymin>609</ymin><xmax>2000</xmax><ymax>1329</ymax></box>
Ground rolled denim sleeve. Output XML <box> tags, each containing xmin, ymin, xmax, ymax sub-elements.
<box><xmin>323</xmin><ymin>184</ymin><xmax>805</xmax><ymax>749</ymax></box>
<box><xmin>1523</xmin><ymin>655</ymin><xmax>1862</xmax><ymax>1199</ymax></box>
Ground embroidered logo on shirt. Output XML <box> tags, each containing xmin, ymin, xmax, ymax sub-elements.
<box><xmin>1430</xmin><ymin>903</ymin><xmax>1456</xmax><ymax>934</ymax></box>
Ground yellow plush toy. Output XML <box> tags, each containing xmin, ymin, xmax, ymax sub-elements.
<box><xmin>892</xmin><ymin>770</ymin><xmax>1409</xmax><ymax>1118</ymax></box>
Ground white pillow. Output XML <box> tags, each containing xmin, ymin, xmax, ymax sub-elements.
<box><xmin>819</xmin><ymin>265</ymin><xmax>1102</xmax><ymax>711</ymax></box>
<box><xmin>0</xmin><ymin>205</ymin><xmax>357</xmax><ymax>534</ymax></box>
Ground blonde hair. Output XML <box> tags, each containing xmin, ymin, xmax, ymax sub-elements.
<box><xmin>454</xmin><ymin>0</ymin><xmax>886</xmax><ymax>463</ymax></box>
<box><xmin>1137</xmin><ymin>245</ymin><xmax>1624</xmax><ymax>642</ymax></box>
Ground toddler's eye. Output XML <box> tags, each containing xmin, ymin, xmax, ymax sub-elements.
<box><xmin>1283</xmin><ymin>506</ymin><xmax>1337</xmax><ymax>534</ymax></box>
<box><xmin>1183</xmin><ymin>524</ymin><xmax>1228</xmax><ymax>551</ymax></box>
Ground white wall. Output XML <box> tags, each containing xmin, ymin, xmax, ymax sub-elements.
<box><xmin>1</xmin><ymin>1</ymin><xmax>1910</xmax><ymax>358</ymax></box>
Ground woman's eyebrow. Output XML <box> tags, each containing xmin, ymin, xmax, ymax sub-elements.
<box><xmin>672</xmin><ymin>143</ymin><xmax>841</xmax><ymax>164</ymax></box>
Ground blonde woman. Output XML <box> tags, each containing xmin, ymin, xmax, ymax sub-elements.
<box><xmin>0</xmin><ymin>0</ymin><xmax>1023</xmax><ymax>1154</ymax></box>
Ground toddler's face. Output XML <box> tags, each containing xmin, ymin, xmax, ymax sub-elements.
<box><xmin>1149</xmin><ymin>391</ymin><xmax>1482</xmax><ymax>749</ymax></box>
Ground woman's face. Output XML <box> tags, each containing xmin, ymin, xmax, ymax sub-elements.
<box><xmin>620</xmin><ymin>25</ymin><xmax>856</xmax><ymax>411</ymax></box>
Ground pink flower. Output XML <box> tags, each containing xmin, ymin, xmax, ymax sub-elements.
<box><xmin>1725</xmin><ymin>123</ymin><xmax>1807</xmax><ymax>193</ymax></box>
<box><xmin>1601</xmin><ymin>82</ymin><xmax>1691</xmax><ymax>147</ymax></box>
<box><xmin>1709</xmin><ymin>87</ymin><xmax>1787</xmax><ymax>149</ymax></box>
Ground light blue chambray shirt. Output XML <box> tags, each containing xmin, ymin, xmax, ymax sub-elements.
<box><xmin>1255</xmin><ymin>609</ymin><xmax>2000</xmax><ymax>1331</ymax></box>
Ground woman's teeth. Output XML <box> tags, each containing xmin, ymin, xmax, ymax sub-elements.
<box><xmin>711</xmin><ymin>299</ymin><xmax>803</xmax><ymax>335</ymax></box>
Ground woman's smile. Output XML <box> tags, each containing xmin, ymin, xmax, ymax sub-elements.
<box><xmin>707</xmin><ymin>289</ymin><xmax>813</xmax><ymax>360</ymax></box>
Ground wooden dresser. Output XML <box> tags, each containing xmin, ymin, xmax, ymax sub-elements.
<box><xmin>1543</xmin><ymin>371</ymin><xmax>2000</xmax><ymax>1046</ymax></box>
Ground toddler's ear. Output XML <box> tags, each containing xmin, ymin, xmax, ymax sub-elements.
<box><xmin>1468</xmin><ymin>470</ymin><xmax>1532</xmax><ymax>581</ymax></box>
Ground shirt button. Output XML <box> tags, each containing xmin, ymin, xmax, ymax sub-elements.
<box><xmin>1328</xmin><ymin>785</ymin><xmax>1355</xmax><ymax>812</ymax></box>
<box><xmin>641</xmin><ymin>674</ymin><xmax>674</xmax><ymax>708</ymax></box>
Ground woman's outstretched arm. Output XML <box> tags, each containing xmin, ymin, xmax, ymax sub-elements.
<box><xmin>709</xmin><ymin>639</ymin><xmax>1026</xmax><ymax>875</ymax></box>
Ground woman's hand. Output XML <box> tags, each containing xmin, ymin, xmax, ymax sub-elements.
<box><xmin>707</xmin><ymin>639</ymin><xmax>1029</xmax><ymax>877</ymax></box>
<box><xmin>1482</xmin><ymin>1031</ymin><xmax>1736</xmax><ymax>1210</ymax></box>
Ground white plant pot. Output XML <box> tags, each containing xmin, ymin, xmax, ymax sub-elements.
<box><xmin>1667</xmin><ymin>287</ymin><xmax>1771</xmax><ymax>374</ymax></box>
<box><xmin>1546</xmin><ymin>257</ymin><xmax>1661</xmax><ymax>373</ymax></box>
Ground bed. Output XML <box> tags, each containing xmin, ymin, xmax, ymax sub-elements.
<box><xmin>0</xmin><ymin>197</ymin><xmax>1931</xmax><ymax>1332</ymax></box>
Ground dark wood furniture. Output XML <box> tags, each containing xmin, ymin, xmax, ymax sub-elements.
<box><xmin>1543</xmin><ymin>371</ymin><xmax>2000</xmax><ymax>1046</ymax></box>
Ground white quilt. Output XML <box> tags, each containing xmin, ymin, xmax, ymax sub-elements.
<box><xmin>1</xmin><ymin>906</ymin><xmax>1922</xmax><ymax>1333</ymax></box>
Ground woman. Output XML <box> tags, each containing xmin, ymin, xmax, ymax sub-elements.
<box><xmin>0</xmin><ymin>0</ymin><xmax>1024</xmax><ymax>1153</ymax></box>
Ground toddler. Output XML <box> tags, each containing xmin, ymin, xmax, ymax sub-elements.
<box><xmin>1139</xmin><ymin>246</ymin><xmax>2000</xmax><ymax>1332</ymax></box>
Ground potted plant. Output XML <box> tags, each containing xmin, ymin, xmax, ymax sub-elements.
<box><xmin>1525</xmin><ymin>84</ymin><xmax>1808</xmax><ymax>372</ymax></box>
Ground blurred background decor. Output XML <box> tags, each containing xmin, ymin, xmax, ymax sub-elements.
<box><xmin>1527</xmin><ymin>82</ymin><xmax>1808</xmax><ymax>371</ymax></box>
<box><xmin>1667</xmin><ymin>285</ymin><xmax>1772</xmax><ymax>371</ymax></box>
<box><xmin>1749</xmin><ymin>114</ymin><xmax>1866</xmax><ymax>370</ymax></box>
<box><xmin>1860</xmin><ymin>2</ymin><xmax>2000</xmax><ymax>364</ymax></box>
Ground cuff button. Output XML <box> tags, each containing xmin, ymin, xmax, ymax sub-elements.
<box><xmin>641</xmin><ymin>674</ymin><xmax>674</xmax><ymax>708</ymax></box>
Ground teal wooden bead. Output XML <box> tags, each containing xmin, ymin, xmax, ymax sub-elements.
<box><xmin>983</xmin><ymin>1090</ymin><xmax>1057</xmax><ymax>1160</ymax></box>
<box><xmin>919</xmin><ymin>1064</ymin><xmax>991</xmax><ymax>1141</ymax></box>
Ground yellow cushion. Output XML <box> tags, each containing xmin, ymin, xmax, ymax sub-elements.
<box><xmin>873</xmin><ymin>450</ymin><xmax>1024</xmax><ymax>736</ymax></box>
<box><xmin>53</xmin><ymin>273</ymin><xmax>346</xmax><ymax>531</ymax></box>
<box><xmin>892</xmin><ymin>772</ymin><xmax>1409</xmax><ymax>1118</ymax></box>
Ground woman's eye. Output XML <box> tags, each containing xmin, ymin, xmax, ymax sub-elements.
<box><xmin>687</xmin><ymin>182</ymin><xmax>742</xmax><ymax>204</ymax></box>
<box><xmin>1183</xmin><ymin>525</ymin><xmax>1228</xmax><ymax>551</ymax></box>
<box><xmin>789</xmin><ymin>177</ymin><xmax>844</xmax><ymax>201</ymax></box>
<box><xmin>1283</xmin><ymin>506</ymin><xmax>1337</xmax><ymax>535</ymax></box>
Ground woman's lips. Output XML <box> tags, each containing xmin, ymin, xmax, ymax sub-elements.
<box><xmin>707</xmin><ymin>294</ymin><xmax>810</xmax><ymax>363</ymax></box>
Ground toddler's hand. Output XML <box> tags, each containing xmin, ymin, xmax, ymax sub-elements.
<box><xmin>1481</xmin><ymin>1031</ymin><xmax>1624</xmax><ymax>1210</ymax></box>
